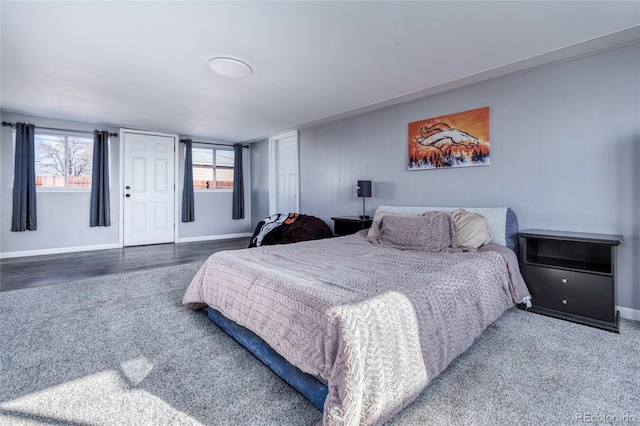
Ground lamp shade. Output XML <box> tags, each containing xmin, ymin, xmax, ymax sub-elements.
<box><xmin>356</xmin><ymin>180</ymin><xmax>372</xmax><ymax>198</ymax></box>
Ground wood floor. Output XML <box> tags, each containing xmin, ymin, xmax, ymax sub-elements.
<box><xmin>0</xmin><ymin>238</ymin><xmax>249</xmax><ymax>292</ymax></box>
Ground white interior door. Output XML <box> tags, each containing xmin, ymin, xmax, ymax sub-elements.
<box><xmin>269</xmin><ymin>131</ymin><xmax>299</xmax><ymax>215</ymax></box>
<box><xmin>122</xmin><ymin>132</ymin><xmax>176</xmax><ymax>246</ymax></box>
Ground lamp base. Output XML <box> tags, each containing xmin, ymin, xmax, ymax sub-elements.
<box><xmin>359</xmin><ymin>215</ymin><xmax>370</xmax><ymax>220</ymax></box>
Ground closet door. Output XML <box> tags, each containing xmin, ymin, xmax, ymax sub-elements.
<box><xmin>269</xmin><ymin>131</ymin><xmax>299</xmax><ymax>215</ymax></box>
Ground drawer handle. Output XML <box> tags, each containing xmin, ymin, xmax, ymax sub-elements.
<box><xmin>561</xmin><ymin>299</ymin><xmax>568</xmax><ymax>305</ymax></box>
<box><xmin>561</xmin><ymin>278</ymin><xmax>568</xmax><ymax>284</ymax></box>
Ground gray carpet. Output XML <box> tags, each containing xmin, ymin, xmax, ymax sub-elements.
<box><xmin>1</xmin><ymin>263</ymin><xmax>638</xmax><ymax>425</ymax></box>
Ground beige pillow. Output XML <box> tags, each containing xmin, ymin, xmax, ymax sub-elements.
<box><xmin>451</xmin><ymin>208</ymin><xmax>492</xmax><ymax>251</ymax></box>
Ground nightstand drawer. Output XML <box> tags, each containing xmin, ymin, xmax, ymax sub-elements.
<box><xmin>520</xmin><ymin>229</ymin><xmax>621</xmax><ymax>332</ymax></box>
<box><xmin>529</xmin><ymin>285</ymin><xmax>614</xmax><ymax>322</ymax></box>
<box><xmin>524</xmin><ymin>265</ymin><xmax>613</xmax><ymax>298</ymax></box>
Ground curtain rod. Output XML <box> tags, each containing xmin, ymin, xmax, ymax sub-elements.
<box><xmin>180</xmin><ymin>138</ymin><xmax>249</xmax><ymax>149</ymax></box>
<box><xmin>2</xmin><ymin>121</ymin><xmax>117</xmax><ymax>137</ymax></box>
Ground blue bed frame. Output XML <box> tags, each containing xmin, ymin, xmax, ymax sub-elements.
<box><xmin>206</xmin><ymin>208</ymin><xmax>519</xmax><ymax>412</ymax></box>
<box><xmin>207</xmin><ymin>307</ymin><xmax>328</xmax><ymax>410</ymax></box>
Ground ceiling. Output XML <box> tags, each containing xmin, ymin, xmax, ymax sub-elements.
<box><xmin>1</xmin><ymin>1</ymin><xmax>639</xmax><ymax>143</ymax></box>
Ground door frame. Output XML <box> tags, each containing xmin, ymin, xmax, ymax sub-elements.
<box><xmin>269</xmin><ymin>130</ymin><xmax>299</xmax><ymax>215</ymax></box>
<box><xmin>118</xmin><ymin>128</ymin><xmax>180</xmax><ymax>248</ymax></box>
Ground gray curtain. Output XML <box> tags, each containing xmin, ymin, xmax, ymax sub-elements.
<box><xmin>11</xmin><ymin>123</ymin><xmax>37</xmax><ymax>231</ymax></box>
<box><xmin>232</xmin><ymin>143</ymin><xmax>244</xmax><ymax>219</ymax></box>
<box><xmin>90</xmin><ymin>131</ymin><xmax>111</xmax><ymax>227</ymax></box>
<box><xmin>182</xmin><ymin>139</ymin><xmax>195</xmax><ymax>222</ymax></box>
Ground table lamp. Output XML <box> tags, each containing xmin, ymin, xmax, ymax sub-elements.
<box><xmin>356</xmin><ymin>180</ymin><xmax>372</xmax><ymax>219</ymax></box>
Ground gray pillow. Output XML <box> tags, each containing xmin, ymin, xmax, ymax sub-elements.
<box><xmin>367</xmin><ymin>211</ymin><xmax>421</xmax><ymax>240</ymax></box>
<box><xmin>380</xmin><ymin>213</ymin><xmax>457</xmax><ymax>252</ymax></box>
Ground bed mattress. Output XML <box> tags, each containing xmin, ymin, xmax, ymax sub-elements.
<box><xmin>183</xmin><ymin>231</ymin><xmax>528</xmax><ymax>425</ymax></box>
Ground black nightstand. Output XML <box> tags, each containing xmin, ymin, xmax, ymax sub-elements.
<box><xmin>331</xmin><ymin>216</ymin><xmax>373</xmax><ymax>236</ymax></box>
<box><xmin>519</xmin><ymin>229</ymin><xmax>622</xmax><ymax>333</ymax></box>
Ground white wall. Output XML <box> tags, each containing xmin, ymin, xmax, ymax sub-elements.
<box><xmin>253</xmin><ymin>44</ymin><xmax>640</xmax><ymax>311</ymax></box>
<box><xmin>0</xmin><ymin>112</ymin><xmax>252</xmax><ymax>256</ymax></box>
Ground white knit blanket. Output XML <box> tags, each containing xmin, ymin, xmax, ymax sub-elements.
<box><xmin>325</xmin><ymin>292</ymin><xmax>428</xmax><ymax>424</ymax></box>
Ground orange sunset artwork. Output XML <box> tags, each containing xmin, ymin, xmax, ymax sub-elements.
<box><xmin>408</xmin><ymin>107</ymin><xmax>490</xmax><ymax>170</ymax></box>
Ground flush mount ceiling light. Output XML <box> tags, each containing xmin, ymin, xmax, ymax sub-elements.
<box><xmin>207</xmin><ymin>57</ymin><xmax>252</xmax><ymax>79</ymax></box>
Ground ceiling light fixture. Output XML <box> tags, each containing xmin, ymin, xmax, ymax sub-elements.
<box><xmin>207</xmin><ymin>57</ymin><xmax>252</xmax><ymax>79</ymax></box>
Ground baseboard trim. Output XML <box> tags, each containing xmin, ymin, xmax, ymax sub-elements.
<box><xmin>178</xmin><ymin>232</ymin><xmax>252</xmax><ymax>243</ymax></box>
<box><xmin>617</xmin><ymin>306</ymin><xmax>640</xmax><ymax>322</ymax></box>
<box><xmin>0</xmin><ymin>243</ymin><xmax>120</xmax><ymax>259</ymax></box>
<box><xmin>1</xmin><ymin>234</ymin><xmax>251</xmax><ymax>258</ymax></box>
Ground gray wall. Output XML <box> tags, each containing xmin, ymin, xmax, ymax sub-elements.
<box><xmin>253</xmin><ymin>44</ymin><xmax>640</xmax><ymax>311</ymax></box>
<box><xmin>177</xmin><ymin>143</ymin><xmax>252</xmax><ymax>239</ymax></box>
<box><xmin>1</xmin><ymin>112</ymin><xmax>252</xmax><ymax>255</ymax></box>
<box><xmin>0</xmin><ymin>112</ymin><xmax>120</xmax><ymax>253</ymax></box>
<box><xmin>250</xmin><ymin>138</ymin><xmax>270</xmax><ymax>227</ymax></box>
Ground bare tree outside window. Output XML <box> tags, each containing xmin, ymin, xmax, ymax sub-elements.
<box><xmin>35</xmin><ymin>133</ymin><xmax>94</xmax><ymax>188</ymax></box>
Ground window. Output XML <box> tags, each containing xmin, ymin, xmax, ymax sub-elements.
<box><xmin>34</xmin><ymin>132</ymin><xmax>95</xmax><ymax>189</ymax></box>
<box><xmin>192</xmin><ymin>147</ymin><xmax>234</xmax><ymax>190</ymax></box>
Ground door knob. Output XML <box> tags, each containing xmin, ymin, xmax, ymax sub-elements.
<box><xmin>125</xmin><ymin>185</ymin><xmax>130</xmax><ymax>190</ymax></box>
<box><xmin>125</xmin><ymin>194</ymin><xmax>131</xmax><ymax>198</ymax></box>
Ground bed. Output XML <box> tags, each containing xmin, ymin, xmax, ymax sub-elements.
<box><xmin>183</xmin><ymin>206</ymin><xmax>531</xmax><ymax>425</ymax></box>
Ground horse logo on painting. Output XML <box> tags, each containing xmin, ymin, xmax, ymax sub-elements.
<box><xmin>411</xmin><ymin>122</ymin><xmax>483</xmax><ymax>168</ymax></box>
<box><xmin>414</xmin><ymin>122</ymin><xmax>479</xmax><ymax>151</ymax></box>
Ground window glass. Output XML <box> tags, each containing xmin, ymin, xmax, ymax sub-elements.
<box><xmin>192</xmin><ymin>147</ymin><xmax>214</xmax><ymax>189</ymax></box>
<box><xmin>215</xmin><ymin>150</ymin><xmax>234</xmax><ymax>189</ymax></box>
<box><xmin>34</xmin><ymin>133</ymin><xmax>94</xmax><ymax>189</ymax></box>
<box><xmin>191</xmin><ymin>147</ymin><xmax>234</xmax><ymax>189</ymax></box>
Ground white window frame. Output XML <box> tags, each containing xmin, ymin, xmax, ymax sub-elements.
<box><xmin>191</xmin><ymin>144</ymin><xmax>234</xmax><ymax>192</ymax></box>
<box><xmin>31</xmin><ymin>129</ymin><xmax>101</xmax><ymax>193</ymax></box>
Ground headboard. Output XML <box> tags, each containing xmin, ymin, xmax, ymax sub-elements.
<box><xmin>373</xmin><ymin>206</ymin><xmax>519</xmax><ymax>255</ymax></box>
